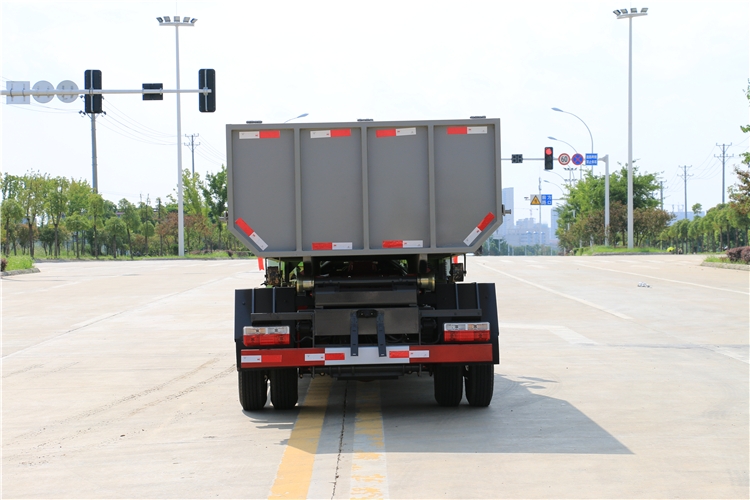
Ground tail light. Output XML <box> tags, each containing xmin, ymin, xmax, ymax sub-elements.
<box><xmin>243</xmin><ymin>326</ymin><xmax>290</xmax><ymax>347</ymax></box>
<box><xmin>443</xmin><ymin>322</ymin><xmax>491</xmax><ymax>342</ymax></box>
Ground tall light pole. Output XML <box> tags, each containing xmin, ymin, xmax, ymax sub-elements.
<box><xmin>614</xmin><ymin>7</ymin><xmax>648</xmax><ymax>249</ymax></box>
<box><xmin>157</xmin><ymin>15</ymin><xmax>197</xmax><ymax>257</ymax></box>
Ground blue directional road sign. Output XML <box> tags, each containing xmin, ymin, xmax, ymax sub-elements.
<box><xmin>586</xmin><ymin>153</ymin><xmax>598</xmax><ymax>166</ymax></box>
<box><xmin>571</xmin><ymin>153</ymin><xmax>584</xmax><ymax>166</ymax></box>
<box><xmin>541</xmin><ymin>194</ymin><xmax>552</xmax><ymax>205</ymax></box>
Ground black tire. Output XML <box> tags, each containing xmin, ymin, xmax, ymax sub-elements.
<box><xmin>465</xmin><ymin>363</ymin><xmax>494</xmax><ymax>407</ymax></box>
<box><xmin>239</xmin><ymin>370</ymin><xmax>268</xmax><ymax>411</ymax></box>
<box><xmin>270</xmin><ymin>368</ymin><xmax>299</xmax><ymax>410</ymax></box>
<box><xmin>434</xmin><ymin>365</ymin><xmax>463</xmax><ymax>407</ymax></box>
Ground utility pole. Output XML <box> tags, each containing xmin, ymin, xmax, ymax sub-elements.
<box><xmin>678</xmin><ymin>165</ymin><xmax>693</xmax><ymax>221</ymax></box>
<box><xmin>715</xmin><ymin>143</ymin><xmax>733</xmax><ymax>204</ymax></box>
<box><xmin>184</xmin><ymin>133</ymin><xmax>200</xmax><ymax>176</ymax></box>
<box><xmin>660</xmin><ymin>180</ymin><xmax>664</xmax><ymax>210</ymax></box>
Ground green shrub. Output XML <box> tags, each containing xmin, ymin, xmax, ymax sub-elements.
<box><xmin>2</xmin><ymin>255</ymin><xmax>34</xmax><ymax>271</ymax></box>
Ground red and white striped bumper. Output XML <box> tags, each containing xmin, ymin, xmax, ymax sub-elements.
<box><xmin>240</xmin><ymin>344</ymin><xmax>492</xmax><ymax>369</ymax></box>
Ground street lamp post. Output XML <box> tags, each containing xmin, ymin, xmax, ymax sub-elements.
<box><xmin>284</xmin><ymin>113</ymin><xmax>309</xmax><ymax>123</ymax></box>
<box><xmin>157</xmin><ymin>15</ymin><xmax>197</xmax><ymax>257</ymax></box>
<box><xmin>551</xmin><ymin>108</ymin><xmax>594</xmax><ymax>180</ymax></box>
<box><xmin>548</xmin><ymin>136</ymin><xmax>579</xmax><ymax>184</ymax></box>
<box><xmin>614</xmin><ymin>7</ymin><xmax>648</xmax><ymax>249</ymax></box>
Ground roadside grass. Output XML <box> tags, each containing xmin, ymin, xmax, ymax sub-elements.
<box><xmin>1</xmin><ymin>255</ymin><xmax>34</xmax><ymax>271</ymax></box>
<box><xmin>574</xmin><ymin>245</ymin><xmax>667</xmax><ymax>256</ymax></box>
<box><xmin>704</xmin><ymin>255</ymin><xmax>749</xmax><ymax>265</ymax></box>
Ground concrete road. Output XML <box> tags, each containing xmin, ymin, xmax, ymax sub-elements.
<box><xmin>2</xmin><ymin>256</ymin><xmax>748</xmax><ymax>498</ymax></box>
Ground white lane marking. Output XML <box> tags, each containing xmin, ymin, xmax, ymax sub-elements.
<box><xmin>499</xmin><ymin>323</ymin><xmax>598</xmax><ymax>345</ymax></box>
<box><xmin>479</xmin><ymin>263</ymin><xmax>632</xmax><ymax>320</ymax></box>
<box><xmin>575</xmin><ymin>263</ymin><xmax>749</xmax><ymax>296</ymax></box>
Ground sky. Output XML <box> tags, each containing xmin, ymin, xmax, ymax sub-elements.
<box><xmin>2</xmin><ymin>0</ymin><xmax>748</xmax><ymax>228</ymax></box>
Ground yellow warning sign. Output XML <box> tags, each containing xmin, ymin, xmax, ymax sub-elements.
<box><xmin>530</xmin><ymin>195</ymin><xmax>541</xmax><ymax>205</ymax></box>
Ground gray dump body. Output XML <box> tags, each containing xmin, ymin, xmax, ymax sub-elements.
<box><xmin>227</xmin><ymin>119</ymin><xmax>502</xmax><ymax>258</ymax></box>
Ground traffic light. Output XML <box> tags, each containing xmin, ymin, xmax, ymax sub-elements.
<box><xmin>544</xmin><ymin>146</ymin><xmax>554</xmax><ymax>170</ymax></box>
<box><xmin>198</xmin><ymin>69</ymin><xmax>215</xmax><ymax>112</ymax></box>
<box><xmin>84</xmin><ymin>69</ymin><xmax>102</xmax><ymax>114</ymax></box>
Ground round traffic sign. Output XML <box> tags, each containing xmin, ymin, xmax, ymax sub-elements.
<box><xmin>56</xmin><ymin>80</ymin><xmax>79</xmax><ymax>103</ymax></box>
<box><xmin>558</xmin><ymin>153</ymin><xmax>571</xmax><ymax>165</ymax></box>
<box><xmin>571</xmin><ymin>153</ymin><xmax>584</xmax><ymax>166</ymax></box>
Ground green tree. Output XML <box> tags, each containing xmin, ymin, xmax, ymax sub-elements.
<box><xmin>555</xmin><ymin>165</ymin><xmax>661</xmax><ymax>250</ymax></box>
<box><xmin>104</xmin><ymin>216</ymin><xmax>127</xmax><ymax>259</ymax></box>
<box><xmin>18</xmin><ymin>172</ymin><xmax>49</xmax><ymax>258</ymax></box>
<box><xmin>65</xmin><ymin>214</ymin><xmax>90</xmax><ymax>258</ymax></box>
<box><xmin>46</xmin><ymin>176</ymin><xmax>70</xmax><ymax>257</ymax></box>
<box><xmin>202</xmin><ymin>165</ymin><xmax>228</xmax><ymax>248</ymax></box>
<box><xmin>118</xmin><ymin>199</ymin><xmax>141</xmax><ymax>259</ymax></box>
<box><xmin>142</xmin><ymin>220</ymin><xmax>155</xmax><ymax>255</ymax></box>
<box><xmin>89</xmin><ymin>192</ymin><xmax>106</xmax><ymax>258</ymax></box>
<box><xmin>182</xmin><ymin>170</ymin><xmax>205</xmax><ymax>216</ymax></box>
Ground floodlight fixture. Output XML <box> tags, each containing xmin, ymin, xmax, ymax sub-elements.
<box><xmin>164</xmin><ymin>16</ymin><xmax>171</xmax><ymax>22</ymax></box>
<box><xmin>641</xmin><ymin>7</ymin><xmax>648</xmax><ymax>12</ymax></box>
<box><xmin>190</xmin><ymin>18</ymin><xmax>197</xmax><ymax>23</ymax></box>
<box><xmin>613</xmin><ymin>10</ymin><xmax>621</xmax><ymax>15</ymax></box>
<box><xmin>156</xmin><ymin>17</ymin><xmax>163</xmax><ymax>22</ymax></box>
<box><xmin>183</xmin><ymin>16</ymin><xmax>190</xmax><ymax>22</ymax></box>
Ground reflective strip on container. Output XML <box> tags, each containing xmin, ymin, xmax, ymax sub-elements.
<box><xmin>240</xmin><ymin>354</ymin><xmax>283</xmax><ymax>363</ymax></box>
<box><xmin>375</xmin><ymin>127</ymin><xmax>416</xmax><ymax>138</ymax></box>
<box><xmin>310</xmin><ymin>129</ymin><xmax>352</xmax><ymax>139</ymax></box>
<box><xmin>235</xmin><ymin>218</ymin><xmax>269</xmax><ymax>250</ymax></box>
<box><xmin>239</xmin><ymin>130</ymin><xmax>281</xmax><ymax>139</ymax></box>
<box><xmin>382</xmin><ymin>240</ymin><xmax>423</xmax><ymax>249</ymax></box>
<box><xmin>447</xmin><ymin>126</ymin><xmax>488</xmax><ymax>135</ymax></box>
<box><xmin>463</xmin><ymin>212</ymin><xmax>495</xmax><ymax>246</ymax></box>
<box><xmin>312</xmin><ymin>242</ymin><xmax>353</xmax><ymax>250</ymax></box>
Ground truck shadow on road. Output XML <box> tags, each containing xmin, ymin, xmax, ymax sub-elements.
<box><xmin>378</xmin><ymin>373</ymin><xmax>632</xmax><ymax>455</ymax></box>
<box><xmin>243</xmin><ymin>374</ymin><xmax>631</xmax><ymax>455</ymax></box>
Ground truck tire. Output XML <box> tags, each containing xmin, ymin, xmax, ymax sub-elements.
<box><xmin>270</xmin><ymin>368</ymin><xmax>298</xmax><ymax>410</ymax></box>
<box><xmin>238</xmin><ymin>370</ymin><xmax>267</xmax><ymax>411</ymax></box>
<box><xmin>465</xmin><ymin>363</ymin><xmax>494</xmax><ymax>407</ymax></box>
<box><xmin>434</xmin><ymin>365</ymin><xmax>463</xmax><ymax>406</ymax></box>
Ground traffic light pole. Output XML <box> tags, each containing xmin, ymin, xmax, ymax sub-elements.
<box><xmin>90</xmin><ymin>112</ymin><xmax>98</xmax><ymax>193</ymax></box>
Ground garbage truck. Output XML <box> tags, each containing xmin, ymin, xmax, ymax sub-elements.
<box><xmin>229</xmin><ymin>118</ymin><xmax>505</xmax><ymax>410</ymax></box>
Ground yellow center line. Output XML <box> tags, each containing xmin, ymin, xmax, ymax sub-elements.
<box><xmin>350</xmin><ymin>381</ymin><xmax>389</xmax><ymax>499</ymax></box>
<box><xmin>269</xmin><ymin>376</ymin><xmax>333</xmax><ymax>499</ymax></box>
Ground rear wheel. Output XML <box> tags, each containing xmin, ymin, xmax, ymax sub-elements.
<box><xmin>465</xmin><ymin>363</ymin><xmax>494</xmax><ymax>407</ymax></box>
<box><xmin>270</xmin><ymin>368</ymin><xmax>299</xmax><ymax>410</ymax></box>
<box><xmin>434</xmin><ymin>365</ymin><xmax>463</xmax><ymax>406</ymax></box>
<box><xmin>238</xmin><ymin>370</ymin><xmax>267</xmax><ymax>411</ymax></box>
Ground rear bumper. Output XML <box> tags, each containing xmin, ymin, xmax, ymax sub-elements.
<box><xmin>239</xmin><ymin>344</ymin><xmax>493</xmax><ymax>369</ymax></box>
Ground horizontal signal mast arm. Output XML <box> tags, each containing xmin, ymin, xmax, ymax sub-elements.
<box><xmin>1</xmin><ymin>88</ymin><xmax>211</xmax><ymax>97</ymax></box>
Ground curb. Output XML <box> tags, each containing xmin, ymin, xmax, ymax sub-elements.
<box><xmin>591</xmin><ymin>252</ymin><xmax>670</xmax><ymax>256</ymax></box>
<box><xmin>1</xmin><ymin>267</ymin><xmax>41</xmax><ymax>277</ymax></box>
<box><xmin>700</xmin><ymin>262</ymin><xmax>750</xmax><ymax>271</ymax></box>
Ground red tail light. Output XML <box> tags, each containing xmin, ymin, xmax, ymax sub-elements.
<box><xmin>443</xmin><ymin>322</ymin><xmax>491</xmax><ymax>342</ymax></box>
<box><xmin>243</xmin><ymin>326</ymin><xmax>290</xmax><ymax>347</ymax></box>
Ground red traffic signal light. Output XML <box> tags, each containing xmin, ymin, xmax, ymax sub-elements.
<box><xmin>544</xmin><ymin>146</ymin><xmax>554</xmax><ymax>170</ymax></box>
